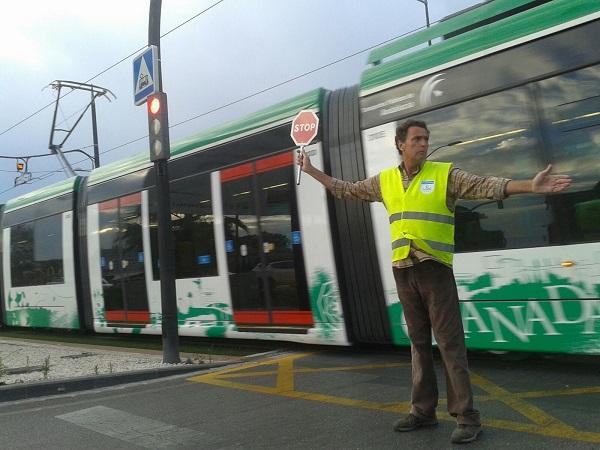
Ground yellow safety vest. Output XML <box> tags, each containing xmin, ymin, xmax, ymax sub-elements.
<box><xmin>380</xmin><ymin>161</ymin><xmax>454</xmax><ymax>266</ymax></box>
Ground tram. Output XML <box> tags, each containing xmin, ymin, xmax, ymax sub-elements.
<box><xmin>1</xmin><ymin>0</ymin><xmax>599</xmax><ymax>354</ymax></box>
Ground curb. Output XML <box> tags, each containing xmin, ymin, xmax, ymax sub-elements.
<box><xmin>0</xmin><ymin>360</ymin><xmax>238</xmax><ymax>403</ymax></box>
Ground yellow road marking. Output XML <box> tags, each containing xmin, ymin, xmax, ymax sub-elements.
<box><xmin>275</xmin><ymin>353</ymin><xmax>299</xmax><ymax>392</ymax></box>
<box><xmin>477</xmin><ymin>385</ymin><xmax>600</xmax><ymax>400</ymax></box>
<box><xmin>217</xmin><ymin>362</ymin><xmax>411</xmax><ymax>379</ymax></box>
<box><xmin>188</xmin><ymin>353</ymin><xmax>600</xmax><ymax>444</ymax></box>
<box><xmin>469</xmin><ymin>372</ymin><xmax>572</xmax><ymax>428</ymax></box>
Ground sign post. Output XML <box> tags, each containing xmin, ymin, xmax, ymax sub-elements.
<box><xmin>133</xmin><ymin>45</ymin><xmax>160</xmax><ymax>106</ymax></box>
<box><xmin>132</xmin><ymin>0</ymin><xmax>180</xmax><ymax>364</ymax></box>
<box><xmin>290</xmin><ymin>110</ymin><xmax>319</xmax><ymax>185</ymax></box>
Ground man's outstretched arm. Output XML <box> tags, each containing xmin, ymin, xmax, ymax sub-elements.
<box><xmin>297</xmin><ymin>149</ymin><xmax>382</xmax><ymax>202</ymax></box>
<box><xmin>506</xmin><ymin>164</ymin><xmax>571</xmax><ymax>195</ymax></box>
<box><xmin>297</xmin><ymin>148</ymin><xmax>334</xmax><ymax>192</ymax></box>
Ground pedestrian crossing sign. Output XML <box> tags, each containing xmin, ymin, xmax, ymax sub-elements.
<box><xmin>133</xmin><ymin>45</ymin><xmax>160</xmax><ymax>105</ymax></box>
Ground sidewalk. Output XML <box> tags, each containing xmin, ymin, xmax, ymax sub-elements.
<box><xmin>0</xmin><ymin>337</ymin><xmax>258</xmax><ymax>403</ymax></box>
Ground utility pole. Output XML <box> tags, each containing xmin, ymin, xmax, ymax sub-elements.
<box><xmin>147</xmin><ymin>0</ymin><xmax>180</xmax><ymax>364</ymax></box>
<box><xmin>416</xmin><ymin>0</ymin><xmax>432</xmax><ymax>46</ymax></box>
<box><xmin>91</xmin><ymin>92</ymin><xmax>101</xmax><ymax>168</ymax></box>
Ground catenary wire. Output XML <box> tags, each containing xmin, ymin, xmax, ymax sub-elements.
<box><xmin>0</xmin><ymin>21</ymin><xmax>426</xmax><ymax>195</ymax></box>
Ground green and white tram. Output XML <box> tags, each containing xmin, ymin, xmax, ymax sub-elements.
<box><xmin>360</xmin><ymin>0</ymin><xmax>600</xmax><ymax>353</ymax></box>
<box><xmin>1</xmin><ymin>0</ymin><xmax>598</xmax><ymax>354</ymax></box>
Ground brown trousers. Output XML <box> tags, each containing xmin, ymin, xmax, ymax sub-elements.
<box><xmin>393</xmin><ymin>260</ymin><xmax>480</xmax><ymax>426</ymax></box>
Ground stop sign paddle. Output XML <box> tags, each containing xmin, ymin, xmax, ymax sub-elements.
<box><xmin>291</xmin><ymin>110</ymin><xmax>319</xmax><ymax>185</ymax></box>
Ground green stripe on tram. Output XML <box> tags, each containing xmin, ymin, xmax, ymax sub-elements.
<box><xmin>87</xmin><ymin>88</ymin><xmax>325</xmax><ymax>186</ymax></box>
<box><xmin>3</xmin><ymin>176</ymin><xmax>81</xmax><ymax>212</ymax></box>
<box><xmin>361</xmin><ymin>0</ymin><xmax>600</xmax><ymax>92</ymax></box>
<box><xmin>367</xmin><ymin>0</ymin><xmax>541</xmax><ymax>66</ymax></box>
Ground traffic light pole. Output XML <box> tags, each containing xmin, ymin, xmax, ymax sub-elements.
<box><xmin>149</xmin><ymin>0</ymin><xmax>180</xmax><ymax>364</ymax></box>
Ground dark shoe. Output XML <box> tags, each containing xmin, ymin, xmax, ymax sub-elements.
<box><xmin>450</xmin><ymin>424</ymin><xmax>482</xmax><ymax>443</ymax></box>
<box><xmin>393</xmin><ymin>413</ymin><xmax>438</xmax><ymax>432</ymax></box>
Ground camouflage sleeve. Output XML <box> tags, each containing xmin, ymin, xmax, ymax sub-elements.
<box><xmin>448</xmin><ymin>167</ymin><xmax>510</xmax><ymax>202</ymax></box>
<box><xmin>330</xmin><ymin>173</ymin><xmax>383</xmax><ymax>202</ymax></box>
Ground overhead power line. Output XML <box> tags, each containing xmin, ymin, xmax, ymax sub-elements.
<box><xmin>0</xmin><ymin>19</ymin><xmax>424</xmax><ymax>196</ymax></box>
<box><xmin>96</xmin><ymin>24</ymin><xmax>420</xmax><ymax>155</ymax></box>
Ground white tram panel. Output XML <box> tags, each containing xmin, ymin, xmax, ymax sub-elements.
<box><xmin>2</xmin><ymin>211</ymin><xmax>79</xmax><ymax>329</ymax></box>
<box><xmin>294</xmin><ymin>144</ymin><xmax>348</xmax><ymax>344</ymax></box>
<box><xmin>362</xmin><ymin>123</ymin><xmax>401</xmax><ymax>309</ymax></box>
<box><xmin>86</xmin><ymin>202</ymin><xmax>106</xmax><ymax>332</ymax></box>
<box><xmin>145</xmin><ymin>179</ymin><xmax>235</xmax><ymax>339</ymax></box>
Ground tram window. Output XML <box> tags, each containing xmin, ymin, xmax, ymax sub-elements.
<box><xmin>536</xmin><ymin>65</ymin><xmax>600</xmax><ymax>245</ymax></box>
<box><xmin>149</xmin><ymin>173</ymin><xmax>218</xmax><ymax>279</ymax></box>
<box><xmin>10</xmin><ymin>214</ymin><xmax>64</xmax><ymax>287</ymax></box>
<box><xmin>417</xmin><ymin>88</ymin><xmax>549</xmax><ymax>252</ymax></box>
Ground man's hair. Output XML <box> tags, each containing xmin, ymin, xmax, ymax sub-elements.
<box><xmin>395</xmin><ymin>119</ymin><xmax>429</xmax><ymax>144</ymax></box>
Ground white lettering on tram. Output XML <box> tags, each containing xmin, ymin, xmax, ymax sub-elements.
<box><xmin>400</xmin><ymin>299</ymin><xmax>599</xmax><ymax>343</ymax></box>
<box><xmin>462</xmin><ymin>302</ymin><xmax>491</xmax><ymax>336</ymax></box>
<box><xmin>485</xmin><ymin>306</ymin><xmax>530</xmax><ymax>343</ymax></box>
<box><xmin>524</xmin><ymin>302</ymin><xmax>560</xmax><ymax>336</ymax></box>
<box><xmin>361</xmin><ymin>94</ymin><xmax>416</xmax><ymax>113</ymax></box>
<box><xmin>547</xmin><ymin>298</ymin><xmax>600</xmax><ymax>334</ymax></box>
<box><xmin>550</xmin><ymin>299</ymin><xmax>583</xmax><ymax>325</ymax></box>
<box><xmin>583</xmin><ymin>300</ymin><xmax>600</xmax><ymax>334</ymax></box>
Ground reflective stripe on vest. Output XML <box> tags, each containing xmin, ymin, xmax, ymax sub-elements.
<box><xmin>380</xmin><ymin>161</ymin><xmax>455</xmax><ymax>266</ymax></box>
<box><xmin>391</xmin><ymin>237</ymin><xmax>454</xmax><ymax>253</ymax></box>
<box><xmin>389</xmin><ymin>212</ymin><xmax>455</xmax><ymax>225</ymax></box>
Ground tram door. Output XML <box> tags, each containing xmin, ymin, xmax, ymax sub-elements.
<box><xmin>221</xmin><ymin>152</ymin><xmax>312</xmax><ymax>329</ymax></box>
<box><xmin>98</xmin><ymin>193</ymin><xmax>150</xmax><ymax>326</ymax></box>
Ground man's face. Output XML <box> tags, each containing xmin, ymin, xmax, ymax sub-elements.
<box><xmin>398</xmin><ymin>126</ymin><xmax>430</xmax><ymax>164</ymax></box>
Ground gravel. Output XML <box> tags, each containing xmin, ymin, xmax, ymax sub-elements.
<box><xmin>0</xmin><ymin>338</ymin><xmax>215</xmax><ymax>386</ymax></box>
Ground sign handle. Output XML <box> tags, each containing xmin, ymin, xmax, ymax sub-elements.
<box><xmin>296</xmin><ymin>146</ymin><xmax>304</xmax><ymax>185</ymax></box>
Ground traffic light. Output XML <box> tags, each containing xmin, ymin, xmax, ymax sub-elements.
<box><xmin>16</xmin><ymin>161</ymin><xmax>24</xmax><ymax>171</ymax></box>
<box><xmin>147</xmin><ymin>91</ymin><xmax>170</xmax><ymax>161</ymax></box>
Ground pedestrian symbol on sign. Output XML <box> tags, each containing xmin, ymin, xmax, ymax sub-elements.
<box><xmin>139</xmin><ymin>74</ymin><xmax>149</xmax><ymax>90</ymax></box>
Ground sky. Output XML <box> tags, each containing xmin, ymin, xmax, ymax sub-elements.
<box><xmin>0</xmin><ymin>0</ymin><xmax>482</xmax><ymax>203</ymax></box>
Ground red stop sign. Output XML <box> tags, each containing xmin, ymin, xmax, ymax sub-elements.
<box><xmin>290</xmin><ymin>110</ymin><xmax>319</xmax><ymax>146</ymax></box>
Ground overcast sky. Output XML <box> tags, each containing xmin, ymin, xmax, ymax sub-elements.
<box><xmin>0</xmin><ymin>0</ymin><xmax>481</xmax><ymax>203</ymax></box>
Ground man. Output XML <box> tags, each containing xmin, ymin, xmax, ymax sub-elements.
<box><xmin>297</xmin><ymin>119</ymin><xmax>571</xmax><ymax>444</ymax></box>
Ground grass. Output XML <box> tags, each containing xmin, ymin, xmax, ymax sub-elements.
<box><xmin>0</xmin><ymin>327</ymin><xmax>278</xmax><ymax>357</ymax></box>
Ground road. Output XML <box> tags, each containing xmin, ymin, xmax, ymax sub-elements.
<box><xmin>0</xmin><ymin>348</ymin><xmax>598</xmax><ymax>449</ymax></box>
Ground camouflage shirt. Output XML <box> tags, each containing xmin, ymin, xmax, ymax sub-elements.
<box><xmin>330</xmin><ymin>162</ymin><xmax>511</xmax><ymax>268</ymax></box>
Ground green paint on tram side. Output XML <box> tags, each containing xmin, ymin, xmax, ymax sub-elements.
<box><xmin>457</xmin><ymin>272</ymin><xmax>600</xmax><ymax>301</ymax></box>
<box><xmin>5</xmin><ymin>307</ymin><xmax>79</xmax><ymax>329</ymax></box>
<box><xmin>177</xmin><ymin>303</ymin><xmax>233</xmax><ymax>338</ymax></box>
<box><xmin>387</xmin><ymin>302</ymin><xmax>409</xmax><ymax>346</ymax></box>
<box><xmin>93</xmin><ymin>291</ymin><xmax>108</xmax><ymax>328</ymax></box>
<box><xmin>5</xmin><ymin>291</ymin><xmax>79</xmax><ymax>329</ymax></box>
<box><xmin>388</xmin><ymin>273</ymin><xmax>600</xmax><ymax>354</ymax></box>
<box><xmin>7</xmin><ymin>290</ymin><xmax>26</xmax><ymax>309</ymax></box>
<box><xmin>309</xmin><ymin>270</ymin><xmax>343</xmax><ymax>340</ymax></box>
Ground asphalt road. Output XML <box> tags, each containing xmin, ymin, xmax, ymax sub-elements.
<box><xmin>0</xmin><ymin>348</ymin><xmax>598</xmax><ymax>449</ymax></box>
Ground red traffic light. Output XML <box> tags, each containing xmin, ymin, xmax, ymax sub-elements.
<box><xmin>148</xmin><ymin>96</ymin><xmax>161</xmax><ymax>115</ymax></box>
<box><xmin>146</xmin><ymin>92</ymin><xmax>170</xmax><ymax>161</ymax></box>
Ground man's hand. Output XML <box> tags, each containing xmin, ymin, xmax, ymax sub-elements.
<box><xmin>297</xmin><ymin>148</ymin><xmax>314</xmax><ymax>174</ymax></box>
<box><xmin>295</xmin><ymin>148</ymin><xmax>334</xmax><ymax>191</ymax></box>
<box><xmin>532</xmin><ymin>164</ymin><xmax>572</xmax><ymax>193</ymax></box>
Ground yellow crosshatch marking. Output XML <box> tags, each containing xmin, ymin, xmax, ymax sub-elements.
<box><xmin>188</xmin><ymin>353</ymin><xmax>600</xmax><ymax>444</ymax></box>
